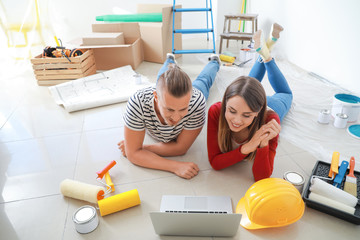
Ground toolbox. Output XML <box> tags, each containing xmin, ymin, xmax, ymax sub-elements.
<box><xmin>302</xmin><ymin>160</ymin><xmax>360</xmax><ymax>224</ymax></box>
<box><xmin>31</xmin><ymin>49</ymin><xmax>96</xmax><ymax>86</ymax></box>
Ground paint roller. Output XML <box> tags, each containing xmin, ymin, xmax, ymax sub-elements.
<box><xmin>309</xmin><ymin>178</ymin><xmax>358</xmax><ymax>215</ymax></box>
<box><xmin>98</xmin><ymin>189</ymin><xmax>141</xmax><ymax>216</ymax></box>
<box><xmin>310</xmin><ymin>178</ymin><xmax>358</xmax><ymax>207</ymax></box>
<box><xmin>60</xmin><ymin>179</ymin><xmax>106</xmax><ymax>204</ymax></box>
<box><xmin>308</xmin><ymin>192</ymin><xmax>355</xmax><ymax>215</ymax></box>
<box><xmin>61</xmin><ymin>160</ymin><xmax>140</xmax><ymax>216</ymax></box>
<box><xmin>60</xmin><ymin>160</ymin><xmax>117</xmax><ymax>203</ymax></box>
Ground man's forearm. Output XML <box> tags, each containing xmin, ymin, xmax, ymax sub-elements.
<box><xmin>143</xmin><ymin>141</ymin><xmax>187</xmax><ymax>157</ymax></box>
<box><xmin>127</xmin><ymin>147</ymin><xmax>178</xmax><ymax>173</ymax></box>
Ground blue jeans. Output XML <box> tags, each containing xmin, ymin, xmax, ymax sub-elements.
<box><xmin>248</xmin><ymin>57</ymin><xmax>292</xmax><ymax>122</ymax></box>
<box><xmin>157</xmin><ymin>58</ymin><xmax>220</xmax><ymax>100</ymax></box>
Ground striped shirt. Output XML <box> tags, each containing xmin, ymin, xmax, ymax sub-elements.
<box><xmin>124</xmin><ymin>86</ymin><xmax>206</xmax><ymax>143</ymax></box>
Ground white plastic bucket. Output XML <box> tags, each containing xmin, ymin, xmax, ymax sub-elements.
<box><xmin>239</xmin><ymin>48</ymin><xmax>257</xmax><ymax>65</ymax></box>
<box><xmin>331</xmin><ymin>94</ymin><xmax>360</xmax><ymax>122</ymax></box>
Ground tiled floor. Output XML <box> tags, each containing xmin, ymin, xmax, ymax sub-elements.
<box><xmin>1</xmin><ymin>39</ymin><xmax>359</xmax><ymax>239</ymax></box>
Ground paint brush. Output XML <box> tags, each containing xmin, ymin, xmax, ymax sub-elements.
<box><xmin>343</xmin><ymin>157</ymin><xmax>357</xmax><ymax>197</ymax></box>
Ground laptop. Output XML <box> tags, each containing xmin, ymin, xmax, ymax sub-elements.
<box><xmin>149</xmin><ymin>195</ymin><xmax>241</xmax><ymax>237</ymax></box>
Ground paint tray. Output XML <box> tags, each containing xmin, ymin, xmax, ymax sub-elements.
<box><xmin>302</xmin><ymin>160</ymin><xmax>360</xmax><ymax>224</ymax></box>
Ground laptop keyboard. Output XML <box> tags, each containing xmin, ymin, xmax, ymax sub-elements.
<box><xmin>165</xmin><ymin>210</ymin><xmax>228</xmax><ymax>214</ymax></box>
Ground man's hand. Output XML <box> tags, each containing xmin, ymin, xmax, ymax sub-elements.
<box><xmin>173</xmin><ymin>162</ymin><xmax>200</xmax><ymax>179</ymax></box>
<box><xmin>123</xmin><ymin>126</ymin><xmax>200</xmax><ymax>179</ymax></box>
<box><xmin>117</xmin><ymin>140</ymin><xmax>126</xmax><ymax>157</ymax></box>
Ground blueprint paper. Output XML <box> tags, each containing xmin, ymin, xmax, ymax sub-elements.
<box><xmin>49</xmin><ymin>65</ymin><xmax>153</xmax><ymax>112</ymax></box>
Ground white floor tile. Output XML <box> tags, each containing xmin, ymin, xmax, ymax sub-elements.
<box><xmin>0</xmin><ymin>195</ymin><xmax>68</xmax><ymax>240</ymax></box>
<box><xmin>0</xmin><ymin>134</ymin><xmax>81</xmax><ymax>202</ymax></box>
<box><xmin>0</xmin><ymin>103</ymin><xmax>84</xmax><ymax>142</ymax></box>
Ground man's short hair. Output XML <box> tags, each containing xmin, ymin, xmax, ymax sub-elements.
<box><xmin>156</xmin><ymin>63</ymin><xmax>192</xmax><ymax>98</ymax></box>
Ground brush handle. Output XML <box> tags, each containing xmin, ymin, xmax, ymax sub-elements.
<box><xmin>347</xmin><ymin>157</ymin><xmax>355</xmax><ymax>178</ymax></box>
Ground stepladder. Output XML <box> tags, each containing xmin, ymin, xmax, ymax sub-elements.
<box><xmin>172</xmin><ymin>0</ymin><xmax>216</xmax><ymax>54</ymax></box>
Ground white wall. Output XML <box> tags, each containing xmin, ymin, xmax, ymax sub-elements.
<box><xmin>46</xmin><ymin>0</ymin><xmax>219</xmax><ymax>42</ymax></box>
<box><xmin>3</xmin><ymin>0</ymin><xmax>359</xmax><ymax>94</ymax></box>
<box><xmin>249</xmin><ymin>0</ymin><xmax>360</xmax><ymax>94</ymax></box>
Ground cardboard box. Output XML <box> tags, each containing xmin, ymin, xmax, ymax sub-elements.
<box><xmin>78</xmin><ymin>22</ymin><xmax>144</xmax><ymax>70</ymax></box>
<box><xmin>137</xmin><ymin>4</ymin><xmax>182</xmax><ymax>63</ymax></box>
<box><xmin>91</xmin><ymin>4</ymin><xmax>182</xmax><ymax>64</ymax></box>
<box><xmin>82</xmin><ymin>32</ymin><xmax>125</xmax><ymax>46</ymax></box>
<box><xmin>71</xmin><ymin>4</ymin><xmax>181</xmax><ymax>70</ymax></box>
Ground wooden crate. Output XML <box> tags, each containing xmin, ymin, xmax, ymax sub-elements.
<box><xmin>31</xmin><ymin>49</ymin><xmax>97</xmax><ymax>86</ymax></box>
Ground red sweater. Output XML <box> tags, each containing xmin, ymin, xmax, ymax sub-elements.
<box><xmin>207</xmin><ymin>102</ymin><xmax>280</xmax><ymax>181</ymax></box>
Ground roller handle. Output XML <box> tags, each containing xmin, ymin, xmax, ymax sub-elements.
<box><xmin>347</xmin><ymin>157</ymin><xmax>355</xmax><ymax>178</ymax></box>
<box><xmin>105</xmin><ymin>172</ymin><xmax>115</xmax><ymax>192</ymax></box>
<box><xmin>97</xmin><ymin>160</ymin><xmax>117</xmax><ymax>179</ymax></box>
<box><xmin>333</xmin><ymin>160</ymin><xmax>349</xmax><ymax>188</ymax></box>
<box><xmin>328</xmin><ymin>151</ymin><xmax>339</xmax><ymax>178</ymax></box>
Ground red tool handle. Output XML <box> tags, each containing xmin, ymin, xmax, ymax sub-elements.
<box><xmin>347</xmin><ymin>157</ymin><xmax>355</xmax><ymax>178</ymax></box>
<box><xmin>96</xmin><ymin>160</ymin><xmax>117</xmax><ymax>179</ymax></box>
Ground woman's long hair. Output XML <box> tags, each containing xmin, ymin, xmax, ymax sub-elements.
<box><xmin>218</xmin><ymin>76</ymin><xmax>267</xmax><ymax>159</ymax></box>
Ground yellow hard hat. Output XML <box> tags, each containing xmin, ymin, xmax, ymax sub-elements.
<box><xmin>236</xmin><ymin>178</ymin><xmax>305</xmax><ymax>230</ymax></box>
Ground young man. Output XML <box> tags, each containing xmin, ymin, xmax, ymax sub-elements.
<box><xmin>118</xmin><ymin>53</ymin><xmax>220</xmax><ymax>179</ymax></box>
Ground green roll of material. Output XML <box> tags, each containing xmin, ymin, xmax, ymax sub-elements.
<box><xmin>96</xmin><ymin>13</ymin><xmax>162</xmax><ymax>22</ymax></box>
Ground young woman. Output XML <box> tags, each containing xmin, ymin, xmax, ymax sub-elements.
<box><xmin>207</xmin><ymin>23</ymin><xmax>292</xmax><ymax>181</ymax></box>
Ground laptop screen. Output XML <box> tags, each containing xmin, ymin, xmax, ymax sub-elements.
<box><xmin>160</xmin><ymin>195</ymin><xmax>233</xmax><ymax>213</ymax></box>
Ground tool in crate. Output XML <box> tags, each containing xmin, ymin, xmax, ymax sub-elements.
<box><xmin>42</xmin><ymin>37</ymin><xmax>84</xmax><ymax>62</ymax></box>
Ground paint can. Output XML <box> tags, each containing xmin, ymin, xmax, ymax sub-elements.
<box><xmin>73</xmin><ymin>205</ymin><xmax>99</xmax><ymax>234</ymax></box>
<box><xmin>331</xmin><ymin>94</ymin><xmax>360</xmax><ymax>122</ymax></box>
<box><xmin>239</xmin><ymin>48</ymin><xmax>256</xmax><ymax>65</ymax></box>
<box><xmin>133</xmin><ymin>73</ymin><xmax>142</xmax><ymax>85</ymax></box>
<box><xmin>333</xmin><ymin>113</ymin><xmax>348</xmax><ymax>128</ymax></box>
<box><xmin>283</xmin><ymin>171</ymin><xmax>305</xmax><ymax>194</ymax></box>
<box><xmin>317</xmin><ymin>109</ymin><xmax>330</xmax><ymax>124</ymax></box>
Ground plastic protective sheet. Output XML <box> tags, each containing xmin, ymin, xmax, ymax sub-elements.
<box><xmin>210</xmin><ymin>59</ymin><xmax>360</xmax><ymax>167</ymax></box>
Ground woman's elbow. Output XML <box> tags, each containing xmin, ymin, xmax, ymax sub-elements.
<box><xmin>253</xmin><ymin>172</ymin><xmax>272</xmax><ymax>182</ymax></box>
<box><xmin>209</xmin><ymin>161</ymin><xmax>223</xmax><ymax>171</ymax></box>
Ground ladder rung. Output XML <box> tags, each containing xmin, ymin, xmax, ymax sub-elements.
<box><xmin>173</xmin><ymin>49</ymin><xmax>215</xmax><ymax>54</ymax></box>
<box><xmin>174</xmin><ymin>29</ymin><xmax>213</xmax><ymax>34</ymax></box>
<box><xmin>174</xmin><ymin>8</ymin><xmax>211</xmax><ymax>12</ymax></box>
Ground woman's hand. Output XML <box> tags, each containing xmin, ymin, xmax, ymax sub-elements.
<box><xmin>241</xmin><ymin>119</ymin><xmax>281</xmax><ymax>154</ymax></box>
<box><xmin>258</xmin><ymin>119</ymin><xmax>281</xmax><ymax>148</ymax></box>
